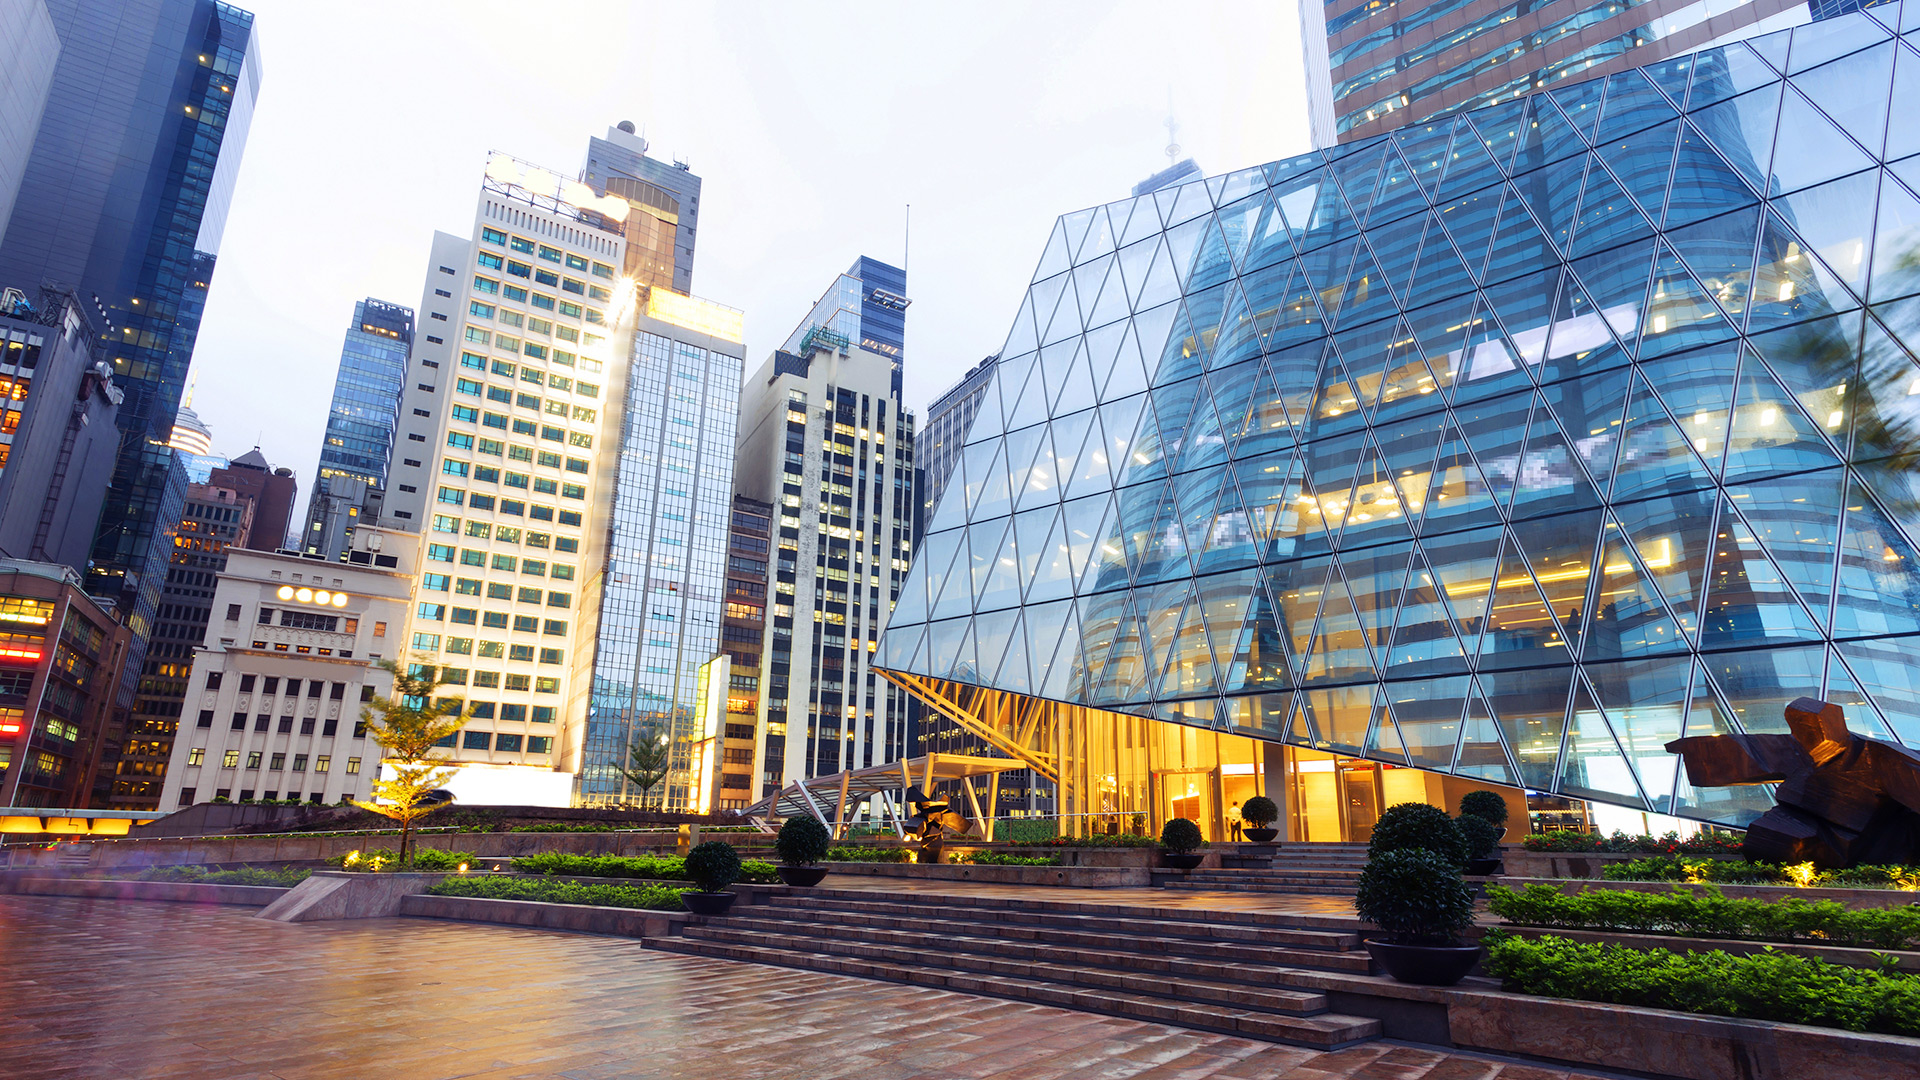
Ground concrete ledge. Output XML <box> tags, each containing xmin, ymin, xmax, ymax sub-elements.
<box><xmin>255</xmin><ymin>871</ymin><xmax>443</xmax><ymax>922</ymax></box>
<box><xmin>819</xmin><ymin>862</ymin><xmax>1150</xmax><ymax>887</ymax></box>
<box><xmin>0</xmin><ymin>872</ymin><xmax>286</xmax><ymax>906</ymax></box>
<box><xmin>1498</xmin><ymin>876</ymin><xmax>1920</xmax><ymax>908</ymax></box>
<box><xmin>402</xmin><ymin>893</ymin><xmax>688</xmax><ymax>937</ymax></box>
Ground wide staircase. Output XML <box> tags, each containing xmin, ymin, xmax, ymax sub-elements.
<box><xmin>1163</xmin><ymin>842</ymin><xmax>1368</xmax><ymax>895</ymax></box>
<box><xmin>647</xmin><ymin>886</ymin><xmax>1383</xmax><ymax>1049</ymax></box>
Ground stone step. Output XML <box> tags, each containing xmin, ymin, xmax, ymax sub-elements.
<box><xmin>721</xmin><ymin>911</ymin><xmax>1375</xmax><ymax>974</ymax></box>
<box><xmin>682</xmin><ymin>923</ymin><xmax>1341</xmax><ymax>1012</ymax></box>
<box><xmin>1181</xmin><ymin>872</ymin><xmax>1363</xmax><ymax>885</ymax></box>
<box><xmin>769</xmin><ymin>894</ymin><xmax>1363</xmax><ymax>952</ymax></box>
<box><xmin>646</xmin><ymin>936</ymin><xmax>1383</xmax><ymax>1050</ymax></box>
<box><xmin>1163</xmin><ymin>879</ymin><xmax>1358</xmax><ymax>896</ymax></box>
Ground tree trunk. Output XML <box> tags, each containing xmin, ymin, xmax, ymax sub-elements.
<box><xmin>400</xmin><ymin>817</ymin><xmax>413</xmax><ymax>867</ymax></box>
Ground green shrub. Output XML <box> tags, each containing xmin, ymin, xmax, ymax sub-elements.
<box><xmin>1487</xmin><ymin>883</ymin><xmax>1920</xmax><ymax>950</ymax></box>
<box><xmin>822</xmin><ymin>845</ymin><xmax>913</xmax><ymax>863</ymax></box>
<box><xmin>1355</xmin><ymin>848</ymin><xmax>1475</xmax><ymax>944</ymax></box>
<box><xmin>1457</xmin><ymin>815</ymin><xmax>1503</xmax><ymax>861</ymax></box>
<box><xmin>1483</xmin><ymin>930</ymin><xmax>1920</xmax><ymax>1036</ymax></box>
<box><xmin>957</xmin><ymin>851</ymin><xmax>1061</xmax><ymax>866</ymax></box>
<box><xmin>1368</xmin><ymin>802</ymin><xmax>1465</xmax><ymax>868</ymax></box>
<box><xmin>1007</xmin><ymin>832</ymin><xmax>1157</xmax><ymax>848</ymax></box>
<box><xmin>683</xmin><ymin>841</ymin><xmax>742</xmax><ymax>892</ymax></box>
<box><xmin>1602</xmin><ymin>856</ymin><xmax>1791</xmax><ymax>885</ymax></box>
<box><xmin>1459</xmin><ymin>790</ymin><xmax>1509</xmax><ymax>826</ymax></box>
<box><xmin>410</xmin><ymin>849</ymin><xmax>477</xmax><ymax>872</ymax></box>
<box><xmin>509</xmin><ymin>823</ymin><xmax>617</xmax><ymax>833</ymax></box>
<box><xmin>1521</xmin><ymin>830</ymin><xmax>1745</xmax><ymax>855</ymax></box>
<box><xmin>1240</xmin><ymin>796</ymin><xmax>1279</xmax><ymax>827</ymax></box>
<box><xmin>509</xmin><ymin>852</ymin><xmax>778</xmax><ymax>883</ymax></box>
<box><xmin>134</xmin><ymin>865</ymin><xmax>311</xmax><ymax>888</ymax></box>
<box><xmin>428</xmin><ymin>875</ymin><xmax>687</xmax><ymax>911</ymax></box>
<box><xmin>1816</xmin><ymin>865</ymin><xmax>1920</xmax><ymax>890</ymax></box>
<box><xmin>1160</xmin><ymin>817</ymin><xmax>1203</xmax><ymax>854</ymax></box>
<box><xmin>775</xmin><ymin>816</ymin><xmax>831</xmax><ymax>866</ymax></box>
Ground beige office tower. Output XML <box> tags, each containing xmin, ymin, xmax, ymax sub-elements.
<box><xmin>384</xmin><ymin>152</ymin><xmax>641</xmax><ymax>804</ymax></box>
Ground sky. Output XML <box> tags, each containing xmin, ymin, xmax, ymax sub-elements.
<box><xmin>187</xmin><ymin>0</ymin><xmax>1314</xmax><ymax>502</ymax></box>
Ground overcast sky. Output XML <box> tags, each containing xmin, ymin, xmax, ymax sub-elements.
<box><xmin>187</xmin><ymin>0</ymin><xmax>1313</xmax><ymax>499</ymax></box>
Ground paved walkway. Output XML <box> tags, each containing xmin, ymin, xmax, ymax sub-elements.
<box><xmin>1</xmin><ymin>895</ymin><xmax>1605</xmax><ymax>1080</ymax></box>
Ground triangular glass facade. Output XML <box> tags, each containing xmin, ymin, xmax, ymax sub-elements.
<box><xmin>881</xmin><ymin>11</ymin><xmax>1920</xmax><ymax>826</ymax></box>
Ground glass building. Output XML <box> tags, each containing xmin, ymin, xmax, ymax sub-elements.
<box><xmin>576</xmin><ymin>292</ymin><xmax>745</xmax><ymax>809</ymax></box>
<box><xmin>300</xmin><ymin>298</ymin><xmax>413</xmax><ymax>560</ymax></box>
<box><xmin>779</xmin><ymin>257</ymin><xmax>911</xmax><ymax>396</ymax></box>
<box><xmin>879</xmin><ymin>7</ymin><xmax>1920</xmax><ymax>839</ymax></box>
<box><xmin>0</xmin><ymin>0</ymin><xmax>261</xmax><ymax>634</ymax></box>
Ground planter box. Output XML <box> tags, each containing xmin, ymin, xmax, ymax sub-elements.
<box><xmin>402</xmin><ymin>893</ymin><xmax>687</xmax><ymax>937</ymax></box>
<box><xmin>0</xmin><ymin>871</ymin><xmax>286</xmax><ymax>906</ymax></box>
<box><xmin>1500</xmin><ymin>876</ymin><xmax>1920</xmax><ymax>909</ymax></box>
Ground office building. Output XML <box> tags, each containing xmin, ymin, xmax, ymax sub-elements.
<box><xmin>879</xmin><ymin>10</ymin><xmax>1920</xmax><ymax>840</ymax></box>
<box><xmin>1304</xmin><ymin>0</ymin><xmax>1819</xmax><ymax>145</ymax></box>
<box><xmin>110</xmin><ymin>478</ymin><xmax>257</xmax><ymax>808</ymax></box>
<box><xmin>576</xmin><ymin>290</ymin><xmax>746</xmax><ymax>810</ymax></box>
<box><xmin>581</xmin><ymin>122</ymin><xmax>702</xmax><ymax>295</ymax></box>
<box><xmin>779</xmin><ymin>257</ymin><xmax>911</xmax><ymax>397</ymax></box>
<box><xmin>210</xmin><ymin>450</ymin><xmax>296</xmax><ymax>553</ymax></box>
<box><xmin>714</xmin><ymin>496</ymin><xmax>771</xmax><ymax>811</ymax></box>
<box><xmin>1135</xmin><ymin>159</ymin><xmax>1204</xmax><ymax>198</ymax></box>
<box><xmin>0</xmin><ymin>1</ymin><xmax>58</xmax><ymax>247</ymax></box>
<box><xmin>390</xmin><ymin>151</ymin><xmax>642</xmax><ymax>805</ymax></box>
<box><xmin>155</xmin><ymin>525</ymin><xmax>417</xmax><ymax>809</ymax></box>
<box><xmin>0</xmin><ymin>0</ymin><xmax>261</xmax><ymax>627</ymax></box>
<box><xmin>167</xmin><ymin>401</ymin><xmax>226</xmax><ymax>482</ymax></box>
<box><xmin>0</xmin><ymin>559</ymin><xmax>132</xmax><ymax>808</ymax></box>
<box><xmin>299</xmin><ymin>298</ymin><xmax>414</xmax><ymax>561</ymax></box>
<box><xmin>0</xmin><ymin>287</ymin><xmax>123</xmax><ymax>574</ymax></box>
<box><xmin>917</xmin><ymin>355</ymin><xmax>1000</xmax><ymax>534</ymax></box>
<box><xmin>737</xmin><ymin>269</ymin><xmax>918</xmax><ymax>796</ymax></box>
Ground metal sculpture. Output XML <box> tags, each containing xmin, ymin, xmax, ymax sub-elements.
<box><xmin>1665</xmin><ymin>697</ymin><xmax>1920</xmax><ymax>869</ymax></box>
<box><xmin>901</xmin><ymin>785</ymin><xmax>972</xmax><ymax>840</ymax></box>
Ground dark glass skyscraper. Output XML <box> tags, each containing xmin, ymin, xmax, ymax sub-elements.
<box><xmin>0</xmin><ymin>0</ymin><xmax>260</xmax><ymax>650</ymax></box>
<box><xmin>779</xmin><ymin>257</ymin><xmax>911</xmax><ymax>396</ymax></box>
<box><xmin>300</xmin><ymin>298</ymin><xmax>412</xmax><ymax>559</ymax></box>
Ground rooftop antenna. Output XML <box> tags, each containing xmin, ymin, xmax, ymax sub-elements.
<box><xmin>1164</xmin><ymin>88</ymin><xmax>1181</xmax><ymax>167</ymax></box>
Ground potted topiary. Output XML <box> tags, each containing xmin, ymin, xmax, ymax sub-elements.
<box><xmin>1368</xmin><ymin>802</ymin><xmax>1466</xmax><ymax>868</ymax></box>
<box><xmin>1353</xmin><ymin>847</ymin><xmax>1480</xmax><ymax>985</ymax></box>
<box><xmin>1240</xmin><ymin>796</ymin><xmax>1280</xmax><ymax>843</ymax></box>
<box><xmin>1160</xmin><ymin>817</ymin><xmax>1205</xmax><ymax>869</ymax></box>
<box><xmin>1458</xmin><ymin>789</ymin><xmax>1509</xmax><ymax>828</ymax></box>
<box><xmin>1456</xmin><ymin>815</ymin><xmax>1504</xmax><ymax>875</ymax></box>
<box><xmin>774</xmin><ymin>815</ymin><xmax>832</xmax><ymax>887</ymax></box>
<box><xmin>681</xmin><ymin>840</ymin><xmax>742</xmax><ymax>915</ymax></box>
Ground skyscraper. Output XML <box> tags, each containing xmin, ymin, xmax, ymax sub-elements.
<box><xmin>0</xmin><ymin>2</ymin><xmax>58</xmax><ymax>240</ymax></box>
<box><xmin>880</xmin><ymin>6</ymin><xmax>1920</xmax><ymax>840</ymax></box>
<box><xmin>576</xmin><ymin>291</ymin><xmax>746</xmax><ymax>809</ymax></box>
<box><xmin>581</xmin><ymin>123</ymin><xmax>701</xmax><ymax>296</ymax></box>
<box><xmin>779</xmin><ymin>258</ymin><xmax>911</xmax><ymax>397</ymax></box>
<box><xmin>1303</xmin><ymin>0</ymin><xmax>1815</xmax><ymax>145</ymax></box>
<box><xmin>737</xmin><ymin>267</ymin><xmax>917</xmax><ymax>796</ymax></box>
<box><xmin>389</xmin><ymin>151</ymin><xmax>643</xmax><ymax>804</ymax></box>
<box><xmin>0</xmin><ymin>0</ymin><xmax>261</xmax><ymax>676</ymax></box>
<box><xmin>300</xmin><ymin>298</ymin><xmax>414</xmax><ymax>560</ymax></box>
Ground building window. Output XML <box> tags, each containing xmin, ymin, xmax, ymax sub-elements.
<box><xmin>246</xmin><ymin>751</ymin><xmax>262</xmax><ymax>769</ymax></box>
<box><xmin>196</xmin><ymin>710</ymin><xmax>214</xmax><ymax>729</ymax></box>
<box><xmin>292</xmin><ymin>755</ymin><xmax>308</xmax><ymax>772</ymax></box>
<box><xmin>226</xmin><ymin>604</ymin><xmax>242</xmax><ymax>622</ymax></box>
<box><xmin>315</xmin><ymin>756</ymin><xmax>330</xmax><ymax>773</ymax></box>
<box><xmin>462</xmin><ymin>731</ymin><xmax>490</xmax><ymax>750</ymax></box>
<box><xmin>222</xmin><ymin>750</ymin><xmax>239</xmax><ymax>768</ymax></box>
<box><xmin>270</xmin><ymin>753</ymin><xmax>286</xmax><ymax>770</ymax></box>
<box><xmin>346</xmin><ymin>757</ymin><xmax>361</xmax><ymax>774</ymax></box>
<box><xmin>187</xmin><ymin>748</ymin><xmax>204</xmax><ymax>766</ymax></box>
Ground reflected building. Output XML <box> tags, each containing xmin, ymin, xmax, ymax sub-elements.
<box><xmin>878</xmin><ymin>7</ymin><xmax>1920</xmax><ymax>839</ymax></box>
<box><xmin>581</xmin><ymin>122</ymin><xmax>701</xmax><ymax>296</ymax></box>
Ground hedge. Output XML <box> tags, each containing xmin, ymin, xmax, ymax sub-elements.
<box><xmin>1484</xmin><ymin>930</ymin><xmax>1920</xmax><ymax>1036</ymax></box>
<box><xmin>510</xmin><ymin>852</ymin><xmax>778</xmax><ymax>884</ymax></box>
<box><xmin>1522</xmin><ymin>831</ymin><xmax>1745</xmax><ymax>855</ymax></box>
<box><xmin>427</xmin><ymin>875</ymin><xmax>687</xmax><ymax>911</ymax></box>
<box><xmin>823</xmin><ymin>846</ymin><xmax>913</xmax><ymax>862</ymax></box>
<box><xmin>1488</xmin><ymin>883</ymin><xmax>1920</xmax><ymax>950</ymax></box>
<box><xmin>1602</xmin><ymin>855</ymin><xmax>1920</xmax><ymax>890</ymax></box>
<box><xmin>956</xmin><ymin>851</ymin><xmax>1061</xmax><ymax>866</ymax></box>
<box><xmin>133</xmin><ymin>865</ymin><xmax>312</xmax><ymax>887</ymax></box>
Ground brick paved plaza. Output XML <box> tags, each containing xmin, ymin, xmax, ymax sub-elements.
<box><xmin>0</xmin><ymin>895</ymin><xmax>1613</xmax><ymax>1080</ymax></box>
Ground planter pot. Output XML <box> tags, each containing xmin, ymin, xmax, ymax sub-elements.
<box><xmin>681</xmin><ymin>891</ymin><xmax>736</xmax><ymax>916</ymax></box>
<box><xmin>776</xmin><ymin>865</ymin><xmax>829</xmax><ymax>887</ymax></box>
<box><xmin>1365</xmin><ymin>939</ymin><xmax>1482</xmax><ymax>986</ymax></box>
<box><xmin>1467</xmin><ymin>857</ymin><xmax>1504</xmax><ymax>876</ymax></box>
<box><xmin>1244</xmin><ymin>828</ymin><xmax>1279</xmax><ymax>842</ymax></box>
<box><xmin>1162</xmin><ymin>853</ymin><xmax>1204</xmax><ymax>869</ymax></box>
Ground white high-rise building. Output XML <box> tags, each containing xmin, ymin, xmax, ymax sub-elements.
<box><xmin>385</xmin><ymin>152</ymin><xmax>641</xmax><ymax>804</ymax></box>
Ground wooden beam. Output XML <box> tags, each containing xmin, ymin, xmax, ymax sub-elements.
<box><xmin>795</xmin><ymin>779</ymin><xmax>830</xmax><ymax>826</ymax></box>
<box><xmin>833</xmin><ymin>771</ymin><xmax>851</xmax><ymax>840</ymax></box>
<box><xmin>984</xmin><ymin>771</ymin><xmax>1001</xmax><ymax>841</ymax></box>
<box><xmin>961</xmin><ymin>777</ymin><xmax>987</xmax><ymax>838</ymax></box>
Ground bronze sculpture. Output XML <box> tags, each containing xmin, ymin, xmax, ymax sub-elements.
<box><xmin>1665</xmin><ymin>697</ymin><xmax>1920</xmax><ymax>869</ymax></box>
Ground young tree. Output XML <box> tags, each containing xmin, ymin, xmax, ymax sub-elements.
<box><xmin>353</xmin><ymin>658</ymin><xmax>469</xmax><ymax>865</ymax></box>
<box><xmin>622</xmin><ymin>726</ymin><xmax>672</xmax><ymax>808</ymax></box>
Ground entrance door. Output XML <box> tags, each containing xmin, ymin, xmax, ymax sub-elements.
<box><xmin>1341</xmin><ymin>761</ymin><xmax>1380</xmax><ymax>841</ymax></box>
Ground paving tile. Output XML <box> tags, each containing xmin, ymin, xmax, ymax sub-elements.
<box><xmin>3</xmin><ymin>895</ymin><xmax>1613</xmax><ymax>1080</ymax></box>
